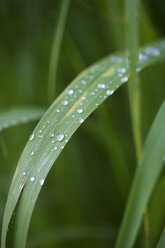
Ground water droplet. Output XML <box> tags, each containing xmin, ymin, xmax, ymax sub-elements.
<box><xmin>3</xmin><ymin>122</ymin><xmax>9</xmax><ymax>128</ymax></box>
<box><xmin>138</xmin><ymin>53</ymin><xmax>147</xmax><ymax>62</ymax></box>
<box><xmin>50</xmin><ymin>133</ymin><xmax>54</xmax><ymax>137</ymax></box>
<box><xmin>67</xmin><ymin>89</ymin><xmax>74</xmax><ymax>95</ymax></box>
<box><xmin>31</xmin><ymin>151</ymin><xmax>34</xmax><ymax>156</ymax></box>
<box><xmin>82</xmin><ymin>96</ymin><xmax>86</xmax><ymax>100</ymax></box>
<box><xmin>56</xmin><ymin>133</ymin><xmax>64</xmax><ymax>141</ymax></box>
<box><xmin>61</xmin><ymin>145</ymin><xmax>64</xmax><ymax>150</ymax></box>
<box><xmin>23</xmin><ymin>172</ymin><xmax>26</xmax><ymax>176</ymax></box>
<box><xmin>40</xmin><ymin>179</ymin><xmax>45</xmax><ymax>186</ymax></box>
<box><xmin>98</xmin><ymin>83</ymin><xmax>105</xmax><ymax>89</ymax></box>
<box><xmin>52</xmin><ymin>140</ymin><xmax>55</xmax><ymax>144</ymax></box>
<box><xmin>54</xmin><ymin>147</ymin><xmax>57</xmax><ymax>150</ymax></box>
<box><xmin>21</xmin><ymin>116</ymin><xmax>28</xmax><ymax>123</ymax></box>
<box><xmin>38</xmin><ymin>135</ymin><xmax>44</xmax><ymax>138</ymax></box>
<box><xmin>106</xmin><ymin>90</ymin><xmax>114</xmax><ymax>96</ymax></box>
<box><xmin>77</xmin><ymin>109</ymin><xmax>83</xmax><ymax>113</ymax></box>
<box><xmin>30</xmin><ymin>176</ymin><xmax>35</xmax><ymax>182</ymax></box>
<box><xmin>145</xmin><ymin>47</ymin><xmax>160</xmax><ymax>56</ymax></box>
<box><xmin>136</xmin><ymin>67</ymin><xmax>141</xmax><ymax>72</ymax></box>
<box><xmin>81</xmin><ymin>80</ymin><xmax>86</xmax><ymax>85</ymax></box>
<box><xmin>118</xmin><ymin>67</ymin><xmax>126</xmax><ymax>73</ymax></box>
<box><xmin>29</xmin><ymin>133</ymin><xmax>34</xmax><ymax>141</ymax></box>
<box><xmin>79</xmin><ymin>89</ymin><xmax>83</xmax><ymax>93</ymax></box>
<box><xmin>47</xmin><ymin>120</ymin><xmax>50</xmax><ymax>124</ymax></box>
<box><xmin>11</xmin><ymin>120</ymin><xmax>17</xmax><ymax>125</ymax></box>
<box><xmin>79</xmin><ymin>118</ymin><xmax>84</xmax><ymax>123</ymax></box>
<box><xmin>121</xmin><ymin>77</ymin><xmax>128</xmax><ymax>83</ymax></box>
<box><xmin>56</xmin><ymin>109</ymin><xmax>60</xmax><ymax>112</ymax></box>
<box><xmin>62</xmin><ymin>100</ymin><xmax>68</xmax><ymax>106</ymax></box>
<box><xmin>89</xmin><ymin>92</ymin><xmax>95</xmax><ymax>95</ymax></box>
<box><xmin>72</xmin><ymin>115</ymin><xmax>75</xmax><ymax>118</ymax></box>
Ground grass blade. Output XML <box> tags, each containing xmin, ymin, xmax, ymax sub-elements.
<box><xmin>115</xmin><ymin>100</ymin><xmax>165</xmax><ymax>248</ymax></box>
<box><xmin>0</xmin><ymin>106</ymin><xmax>45</xmax><ymax>132</ymax></box>
<box><xmin>48</xmin><ymin>0</ymin><xmax>70</xmax><ymax>103</ymax></box>
<box><xmin>157</xmin><ymin>227</ymin><xmax>165</xmax><ymax>248</ymax></box>
<box><xmin>1</xmin><ymin>40</ymin><xmax>165</xmax><ymax>248</ymax></box>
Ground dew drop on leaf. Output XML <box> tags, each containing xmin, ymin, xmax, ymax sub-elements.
<box><xmin>67</xmin><ymin>89</ymin><xmax>74</xmax><ymax>95</ymax></box>
<box><xmin>106</xmin><ymin>90</ymin><xmax>114</xmax><ymax>96</ymax></box>
<box><xmin>40</xmin><ymin>179</ymin><xmax>45</xmax><ymax>186</ymax></box>
<box><xmin>77</xmin><ymin>109</ymin><xmax>83</xmax><ymax>113</ymax></box>
<box><xmin>61</xmin><ymin>100</ymin><xmax>68</xmax><ymax>106</ymax></box>
<box><xmin>29</xmin><ymin>133</ymin><xmax>34</xmax><ymax>141</ymax></box>
<box><xmin>98</xmin><ymin>83</ymin><xmax>105</xmax><ymax>89</ymax></box>
<box><xmin>30</xmin><ymin>176</ymin><xmax>35</xmax><ymax>182</ymax></box>
<box><xmin>56</xmin><ymin>134</ymin><xmax>64</xmax><ymax>141</ymax></box>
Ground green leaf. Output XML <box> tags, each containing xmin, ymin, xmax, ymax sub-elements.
<box><xmin>157</xmin><ymin>227</ymin><xmax>165</xmax><ymax>248</ymax></box>
<box><xmin>115</xmin><ymin>100</ymin><xmax>165</xmax><ymax>248</ymax></box>
<box><xmin>0</xmin><ymin>106</ymin><xmax>45</xmax><ymax>132</ymax></box>
<box><xmin>1</xmin><ymin>40</ymin><xmax>165</xmax><ymax>248</ymax></box>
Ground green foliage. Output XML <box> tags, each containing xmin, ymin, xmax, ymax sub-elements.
<box><xmin>0</xmin><ymin>1</ymin><xmax>165</xmax><ymax>248</ymax></box>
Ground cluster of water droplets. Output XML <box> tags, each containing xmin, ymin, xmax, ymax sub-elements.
<box><xmin>25</xmin><ymin>44</ymin><xmax>163</xmax><ymax>188</ymax></box>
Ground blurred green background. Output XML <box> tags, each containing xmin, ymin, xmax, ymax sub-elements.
<box><xmin>0</xmin><ymin>0</ymin><xmax>165</xmax><ymax>247</ymax></box>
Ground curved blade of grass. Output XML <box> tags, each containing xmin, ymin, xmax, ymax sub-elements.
<box><xmin>1</xmin><ymin>40</ymin><xmax>165</xmax><ymax>248</ymax></box>
<box><xmin>0</xmin><ymin>106</ymin><xmax>45</xmax><ymax>132</ymax></box>
<box><xmin>157</xmin><ymin>227</ymin><xmax>165</xmax><ymax>248</ymax></box>
<box><xmin>115</xmin><ymin>99</ymin><xmax>165</xmax><ymax>248</ymax></box>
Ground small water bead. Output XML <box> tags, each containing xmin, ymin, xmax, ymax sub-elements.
<box><xmin>79</xmin><ymin>90</ymin><xmax>83</xmax><ymax>93</ymax></box>
<box><xmin>82</xmin><ymin>96</ymin><xmax>86</xmax><ymax>100</ymax></box>
<box><xmin>67</xmin><ymin>89</ymin><xmax>74</xmax><ymax>95</ymax></box>
<box><xmin>61</xmin><ymin>145</ymin><xmax>64</xmax><ymax>150</ymax></box>
<box><xmin>23</xmin><ymin>172</ymin><xmax>26</xmax><ymax>176</ymax></box>
<box><xmin>29</xmin><ymin>133</ymin><xmax>34</xmax><ymax>141</ymax></box>
<box><xmin>40</xmin><ymin>179</ymin><xmax>45</xmax><ymax>186</ymax></box>
<box><xmin>56</xmin><ymin>109</ymin><xmax>60</xmax><ymax>112</ymax></box>
<box><xmin>31</xmin><ymin>151</ymin><xmax>34</xmax><ymax>156</ymax></box>
<box><xmin>145</xmin><ymin>47</ymin><xmax>160</xmax><ymax>56</ymax></box>
<box><xmin>77</xmin><ymin>109</ymin><xmax>83</xmax><ymax>113</ymax></box>
<box><xmin>80</xmin><ymin>102</ymin><xmax>83</xmax><ymax>106</ymax></box>
<box><xmin>56</xmin><ymin>133</ymin><xmax>64</xmax><ymax>141</ymax></box>
<box><xmin>138</xmin><ymin>53</ymin><xmax>147</xmax><ymax>62</ymax></box>
<box><xmin>81</xmin><ymin>80</ymin><xmax>86</xmax><ymax>85</ymax></box>
<box><xmin>98</xmin><ymin>83</ymin><xmax>105</xmax><ymax>89</ymax></box>
<box><xmin>89</xmin><ymin>92</ymin><xmax>95</xmax><ymax>95</ymax></box>
<box><xmin>3</xmin><ymin>122</ymin><xmax>9</xmax><ymax>128</ymax></box>
<box><xmin>72</xmin><ymin>115</ymin><xmax>75</xmax><ymax>118</ymax></box>
<box><xmin>30</xmin><ymin>176</ymin><xmax>35</xmax><ymax>182</ymax></box>
<box><xmin>106</xmin><ymin>90</ymin><xmax>114</xmax><ymax>96</ymax></box>
<box><xmin>118</xmin><ymin>73</ymin><xmax>123</xmax><ymax>78</ymax></box>
<box><xmin>21</xmin><ymin>116</ymin><xmax>28</xmax><ymax>123</ymax></box>
<box><xmin>11</xmin><ymin>120</ymin><xmax>17</xmax><ymax>125</ymax></box>
<box><xmin>110</xmin><ymin>55</ymin><xmax>122</xmax><ymax>62</ymax></box>
<box><xmin>50</xmin><ymin>133</ymin><xmax>55</xmax><ymax>137</ymax></box>
<box><xmin>52</xmin><ymin>140</ymin><xmax>55</xmax><ymax>144</ymax></box>
<box><xmin>38</xmin><ymin>135</ymin><xmax>44</xmax><ymax>138</ymax></box>
<box><xmin>118</xmin><ymin>67</ymin><xmax>126</xmax><ymax>73</ymax></box>
<box><xmin>62</xmin><ymin>100</ymin><xmax>68</xmax><ymax>106</ymax></box>
<box><xmin>79</xmin><ymin>118</ymin><xmax>84</xmax><ymax>123</ymax></box>
<box><xmin>121</xmin><ymin>77</ymin><xmax>128</xmax><ymax>83</ymax></box>
<box><xmin>47</xmin><ymin>120</ymin><xmax>50</xmax><ymax>124</ymax></box>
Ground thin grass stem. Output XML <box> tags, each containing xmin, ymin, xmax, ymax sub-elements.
<box><xmin>48</xmin><ymin>0</ymin><xmax>70</xmax><ymax>104</ymax></box>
